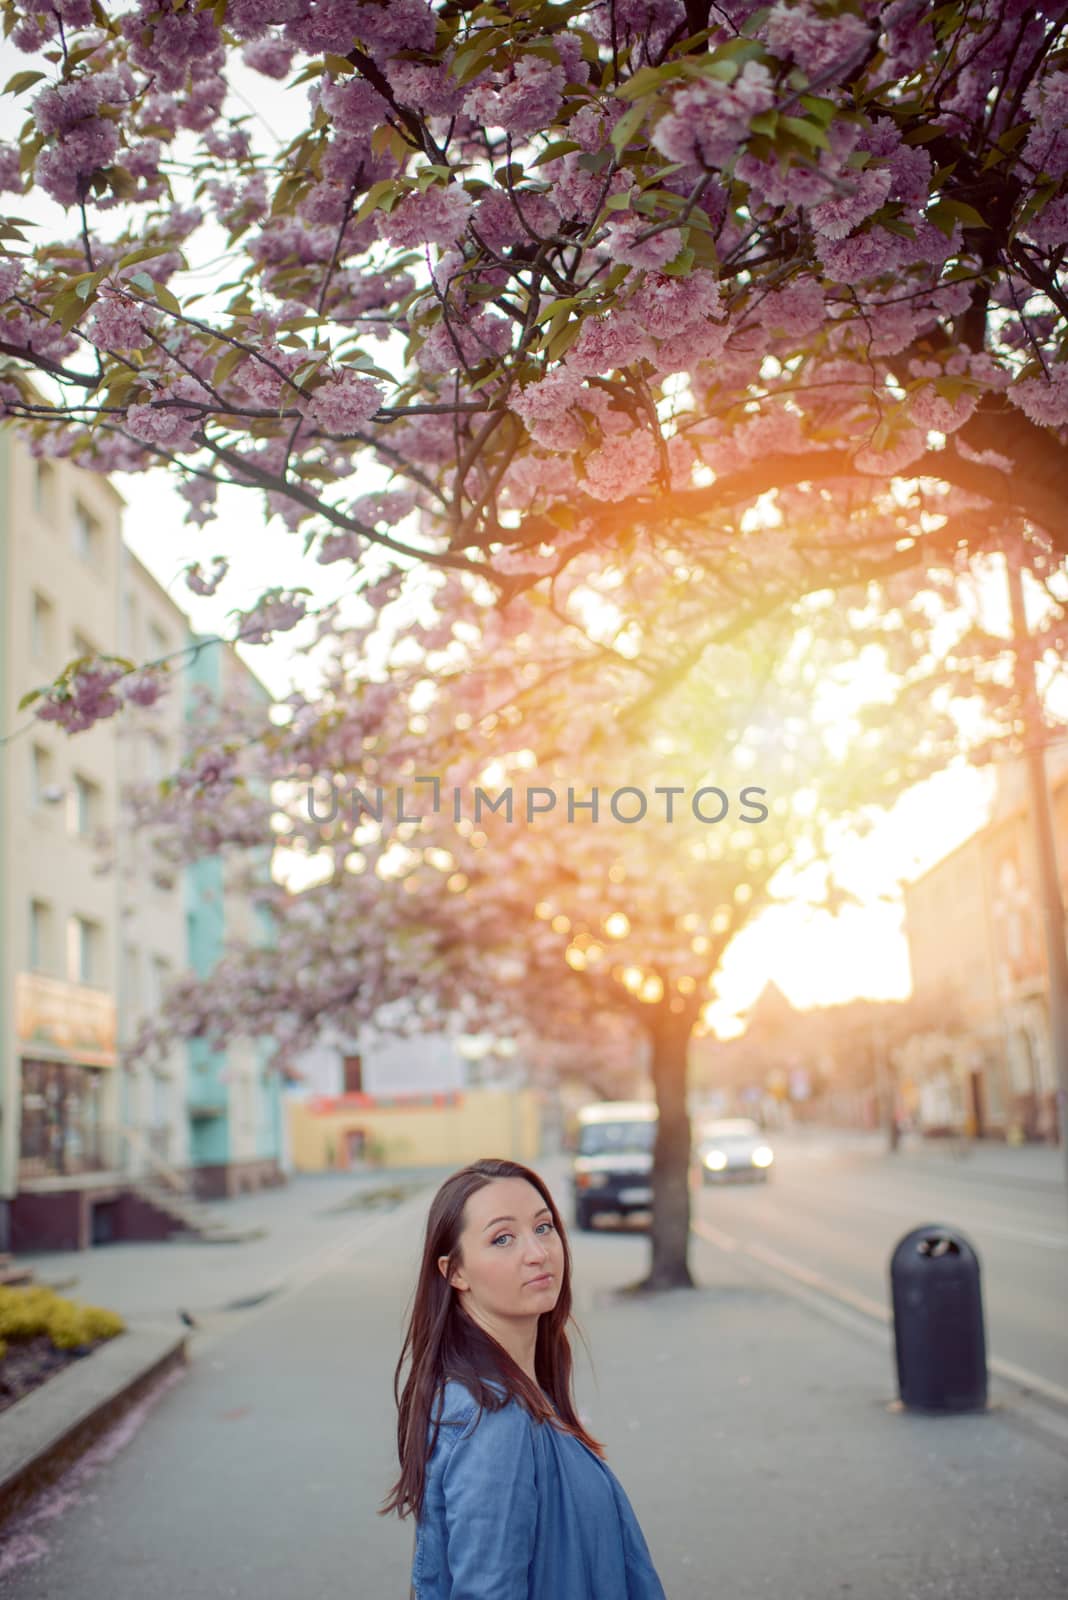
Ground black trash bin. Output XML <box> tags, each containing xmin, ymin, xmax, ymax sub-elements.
<box><xmin>890</xmin><ymin>1223</ymin><xmax>987</xmax><ymax>1413</ymax></box>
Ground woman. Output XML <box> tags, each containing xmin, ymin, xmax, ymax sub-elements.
<box><xmin>380</xmin><ymin>1156</ymin><xmax>668</xmax><ymax>1599</ymax></box>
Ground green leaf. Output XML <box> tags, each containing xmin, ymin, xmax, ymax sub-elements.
<box><xmin>798</xmin><ymin>94</ymin><xmax>837</xmax><ymax>126</ymax></box>
<box><xmin>353</xmin><ymin>178</ymin><xmax>403</xmax><ymax>226</ymax></box>
<box><xmin>4</xmin><ymin>70</ymin><xmax>46</xmax><ymax>95</ymax></box>
<box><xmin>779</xmin><ymin>115</ymin><xmax>830</xmax><ymax>152</ymax></box>
<box><xmin>546</xmin><ymin>317</ymin><xmax>581</xmax><ymax>361</ymax></box>
<box><xmin>17</xmin><ymin>686</ymin><xmax>44</xmax><ymax>710</ymax></box>
<box><xmin>610</xmin><ymin>100</ymin><xmax>645</xmax><ymax>157</ymax></box>
<box><xmin>659</xmin><ymin>244</ymin><xmax>695</xmax><ymax>277</ymax></box>
<box><xmin>323</xmin><ymin>53</ymin><xmax>355</xmax><ymax>76</ymax></box>
<box><xmin>151</xmin><ymin>279</ymin><xmax>181</xmax><ymax>314</ymax></box>
<box><xmin>532</xmin><ymin>138</ymin><xmax>581</xmax><ymax>166</ymax></box>
<box><xmin>213</xmin><ymin>345</ymin><xmax>247</xmax><ymax>385</ymax></box>
<box><xmin>927</xmin><ymin>198</ymin><xmax>986</xmax><ymax>236</ymax></box>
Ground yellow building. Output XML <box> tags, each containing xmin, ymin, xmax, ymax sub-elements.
<box><xmin>286</xmin><ymin>1086</ymin><xmax>542</xmax><ymax>1173</ymax></box>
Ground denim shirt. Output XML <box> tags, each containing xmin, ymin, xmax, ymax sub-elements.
<box><xmin>410</xmin><ymin>1378</ymin><xmax>667</xmax><ymax>1600</ymax></box>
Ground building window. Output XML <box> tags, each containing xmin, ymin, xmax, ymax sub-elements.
<box><xmin>31</xmin><ymin>591</ymin><xmax>55</xmax><ymax>662</ymax></box>
<box><xmin>31</xmin><ymin>743</ymin><xmax>56</xmax><ymax>809</ymax></box>
<box><xmin>146</xmin><ymin>732</ymin><xmax>168</xmax><ymax>781</ymax></box>
<box><xmin>18</xmin><ymin>1059</ymin><xmax>106</xmax><ymax>1178</ymax></box>
<box><xmin>33</xmin><ymin>459</ymin><xmax>57</xmax><ymax>519</ymax></box>
<box><xmin>148</xmin><ymin>620</ymin><xmax>169</xmax><ymax>661</ymax></box>
<box><xmin>123</xmin><ymin>591</ymin><xmax>137</xmax><ymax>654</ymax></box>
<box><xmin>72</xmin><ymin>629</ymin><xmax>96</xmax><ymax>662</ymax></box>
<box><xmin>124</xmin><ymin>941</ymin><xmax>140</xmax><ymax>1016</ymax></box>
<box><xmin>72</xmin><ymin>499</ymin><xmax>103</xmax><ymax>564</ymax></box>
<box><xmin>29</xmin><ymin>899</ymin><xmax>52</xmax><ymax>972</ymax></box>
<box><xmin>149</xmin><ymin>954</ymin><xmax>171</xmax><ymax>1010</ymax></box>
<box><xmin>68</xmin><ymin>915</ymin><xmax>102</xmax><ymax>985</ymax></box>
<box><xmin>69</xmin><ymin>772</ymin><xmax>101</xmax><ymax>836</ymax></box>
<box><xmin>343</xmin><ymin>1053</ymin><xmax>364</xmax><ymax>1094</ymax></box>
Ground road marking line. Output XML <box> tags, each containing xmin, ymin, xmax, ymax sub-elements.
<box><xmin>691</xmin><ymin>1217</ymin><xmax>1068</xmax><ymax>1416</ymax></box>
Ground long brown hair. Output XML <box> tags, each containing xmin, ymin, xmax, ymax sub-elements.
<box><xmin>379</xmin><ymin>1157</ymin><xmax>605</xmax><ymax>1522</ymax></box>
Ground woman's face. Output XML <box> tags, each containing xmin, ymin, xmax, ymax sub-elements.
<box><xmin>439</xmin><ymin>1177</ymin><xmax>564</xmax><ymax>1323</ymax></box>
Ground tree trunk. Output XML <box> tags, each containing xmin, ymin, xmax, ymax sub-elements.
<box><xmin>638</xmin><ymin>1003</ymin><xmax>696</xmax><ymax>1292</ymax></box>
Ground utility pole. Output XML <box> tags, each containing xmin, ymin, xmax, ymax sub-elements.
<box><xmin>1005</xmin><ymin>543</ymin><xmax>1068</xmax><ymax>1209</ymax></box>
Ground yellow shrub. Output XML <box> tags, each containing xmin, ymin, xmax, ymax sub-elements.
<box><xmin>0</xmin><ymin>1285</ymin><xmax>125</xmax><ymax>1354</ymax></box>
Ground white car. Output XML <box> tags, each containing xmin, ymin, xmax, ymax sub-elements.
<box><xmin>694</xmin><ymin>1118</ymin><xmax>775</xmax><ymax>1183</ymax></box>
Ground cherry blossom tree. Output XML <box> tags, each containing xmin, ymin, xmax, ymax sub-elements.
<box><xmin>1</xmin><ymin>0</ymin><xmax>1067</xmax><ymax>734</ymax></box>
<box><xmin>120</xmin><ymin>546</ymin><xmax>985</xmax><ymax>1288</ymax></box>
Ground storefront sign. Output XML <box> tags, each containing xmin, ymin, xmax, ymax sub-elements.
<box><xmin>14</xmin><ymin>972</ymin><xmax>117</xmax><ymax>1067</ymax></box>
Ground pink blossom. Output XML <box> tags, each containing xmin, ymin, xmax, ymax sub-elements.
<box><xmin>603</xmin><ymin>216</ymin><xmax>682</xmax><ymax>270</ymax></box>
<box><xmin>1010</xmin><ymin>365</ymin><xmax>1068</xmax><ymax>428</ymax></box>
<box><xmin>236</xmin><ymin>589</ymin><xmax>308</xmax><ymax>644</ymax></box>
<box><xmin>126</xmin><ymin>377</ymin><xmax>208</xmax><ymax>451</ymax></box>
<box><xmin>184</xmin><ymin>557</ymin><xmax>229</xmax><ymax>596</ymax></box>
<box><xmin>509</xmin><ymin>369</ymin><xmax>587</xmax><ymax>451</ymax></box>
<box><xmin>464</xmin><ymin>56</ymin><xmax>566</xmax><ymax>139</ymax></box>
<box><xmin>582</xmin><ymin>431</ymin><xmax>659</xmax><ymax>501</ymax></box>
<box><xmin>653</xmin><ymin>319</ymin><xmax>731</xmax><ymax>375</ymax></box>
<box><xmin>242</xmin><ymin>37</ymin><xmax>295</xmax><ymax>79</ymax></box>
<box><xmin>907</xmin><ymin>384</ymin><xmax>977</xmax><ymax>435</ymax></box>
<box><xmin>566</xmin><ymin>312</ymin><xmax>655</xmax><ymax>376</ymax></box>
<box><xmin>387</xmin><ymin>60</ymin><xmax>465</xmax><ymax>118</ymax></box>
<box><xmin>320</xmin><ymin>76</ymin><xmax>388</xmax><ymax>135</ymax></box>
<box><xmin>652</xmin><ymin>62</ymin><xmax>776</xmax><ymax>169</ymax></box>
<box><xmin>540</xmin><ymin>151</ymin><xmax>634</xmax><ymax>222</ymax></box>
<box><xmin>239</xmin><ymin>344</ymin><xmax>311</xmax><ymax>408</ymax></box>
<box><xmin>854</xmin><ymin>426</ymin><xmax>927</xmax><ymax>474</ymax></box>
<box><xmin>810</xmin><ymin>167</ymin><xmax>893</xmax><ymax>239</ymax></box>
<box><xmin>123</xmin><ymin>668</ymin><xmax>167</xmax><ymax>707</ymax></box>
<box><xmin>37</xmin><ymin>661</ymin><xmax>125</xmax><ymax>734</ymax></box>
<box><xmin>1022</xmin><ymin>69</ymin><xmax>1068</xmax><ymax>182</ymax></box>
<box><xmin>317</xmin><ymin>530</ymin><xmax>367</xmax><ymax>564</ymax></box>
<box><xmin>86</xmin><ymin>290</ymin><xmax>150</xmax><ymax>352</ymax></box>
<box><xmin>762</xmin><ymin>2</ymin><xmax>873</xmax><ymax>81</ymax></box>
<box><xmin>306</xmin><ymin>371</ymin><xmax>384</xmax><ymax>432</ymax></box>
<box><xmin>382</xmin><ymin>186</ymin><xmax>473</xmax><ymax>250</ymax></box>
<box><xmin>415</xmin><ymin>311</ymin><xmax>511</xmax><ymax>374</ymax></box>
<box><xmin>629</xmin><ymin>270</ymin><xmax>723</xmax><ymax>338</ymax></box>
<box><xmin>228</xmin><ymin>0</ymin><xmax>306</xmax><ymax>41</ymax></box>
<box><xmin>354</xmin><ymin>0</ymin><xmax>436</xmax><ymax>58</ymax></box>
<box><xmin>756</xmin><ymin>278</ymin><xmax>826</xmax><ymax>338</ymax></box>
<box><xmin>472</xmin><ymin>187</ymin><xmax>559</xmax><ymax>253</ymax></box>
<box><xmin>35</xmin><ymin>118</ymin><xmax>119</xmax><ymax>206</ymax></box>
<box><xmin>0</xmin><ymin>142</ymin><xmax>23</xmax><ymax>193</ymax></box>
<box><xmin>351</xmin><ymin>489</ymin><xmax>416</xmax><ymax>526</ymax></box>
<box><xmin>816</xmin><ymin>227</ymin><xmax>906</xmax><ymax>284</ymax></box>
<box><xmin>734</xmin><ymin>406</ymin><xmax>805</xmax><ymax>459</ymax></box>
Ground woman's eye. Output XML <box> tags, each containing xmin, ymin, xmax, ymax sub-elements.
<box><xmin>492</xmin><ymin>1221</ymin><xmax>554</xmax><ymax>1246</ymax></box>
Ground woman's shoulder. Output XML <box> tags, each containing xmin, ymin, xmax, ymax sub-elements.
<box><xmin>433</xmin><ymin>1376</ymin><xmax>508</xmax><ymax>1424</ymax></box>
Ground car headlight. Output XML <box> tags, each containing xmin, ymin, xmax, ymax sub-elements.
<box><xmin>703</xmin><ymin>1151</ymin><xmax>727</xmax><ymax>1170</ymax></box>
<box><xmin>751</xmin><ymin>1146</ymin><xmax>774</xmax><ymax>1167</ymax></box>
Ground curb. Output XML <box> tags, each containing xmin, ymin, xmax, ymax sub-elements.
<box><xmin>0</xmin><ymin>1323</ymin><xmax>187</xmax><ymax>1533</ymax></box>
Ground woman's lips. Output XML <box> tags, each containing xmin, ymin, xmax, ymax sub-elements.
<box><xmin>525</xmin><ymin>1273</ymin><xmax>553</xmax><ymax>1287</ymax></box>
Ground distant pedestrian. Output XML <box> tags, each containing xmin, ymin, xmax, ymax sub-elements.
<box><xmin>380</xmin><ymin>1156</ymin><xmax>667</xmax><ymax>1599</ymax></box>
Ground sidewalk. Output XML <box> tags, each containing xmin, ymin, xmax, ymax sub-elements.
<box><xmin>9</xmin><ymin>1165</ymin><xmax>459</xmax><ymax>1328</ymax></box>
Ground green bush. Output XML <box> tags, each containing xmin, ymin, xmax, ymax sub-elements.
<box><xmin>0</xmin><ymin>1283</ymin><xmax>125</xmax><ymax>1360</ymax></box>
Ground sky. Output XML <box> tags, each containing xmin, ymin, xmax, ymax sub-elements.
<box><xmin>3</xmin><ymin>35</ymin><xmax>1064</xmax><ymax>1041</ymax></box>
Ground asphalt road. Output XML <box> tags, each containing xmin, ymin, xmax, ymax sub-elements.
<box><xmin>686</xmin><ymin>1133</ymin><xmax>1068</xmax><ymax>1396</ymax></box>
